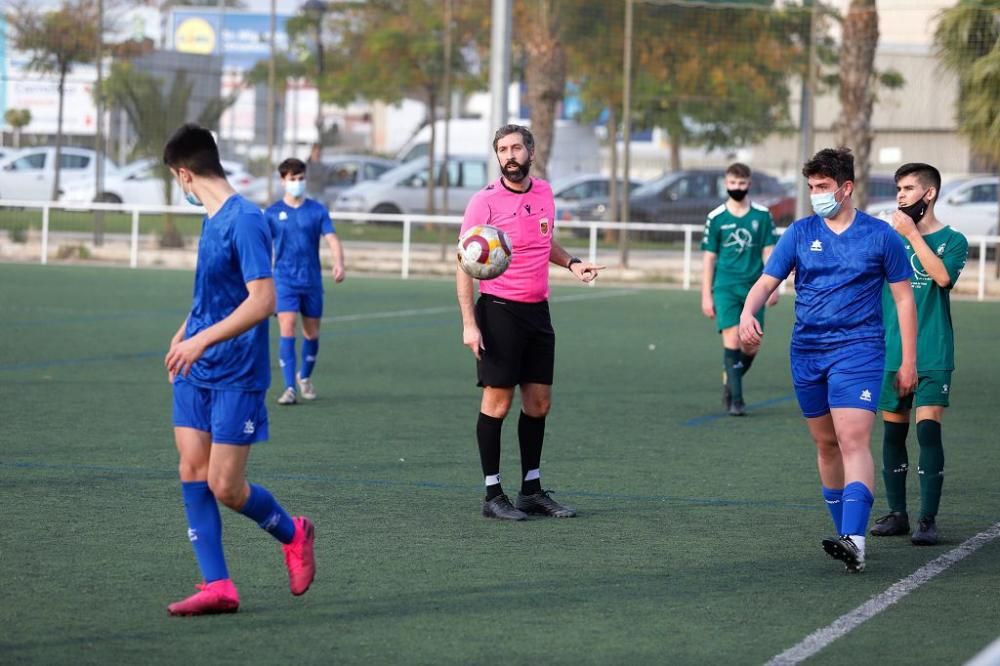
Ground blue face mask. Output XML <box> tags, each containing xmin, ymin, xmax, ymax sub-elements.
<box><xmin>285</xmin><ymin>179</ymin><xmax>306</xmax><ymax>199</ymax></box>
<box><xmin>183</xmin><ymin>188</ymin><xmax>202</xmax><ymax>207</ymax></box>
<box><xmin>810</xmin><ymin>184</ymin><xmax>846</xmax><ymax>218</ymax></box>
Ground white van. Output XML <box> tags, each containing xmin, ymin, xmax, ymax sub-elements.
<box><xmin>395</xmin><ymin>118</ymin><xmax>600</xmax><ymax>181</ymax></box>
<box><xmin>0</xmin><ymin>147</ymin><xmax>119</xmax><ymax>202</ymax></box>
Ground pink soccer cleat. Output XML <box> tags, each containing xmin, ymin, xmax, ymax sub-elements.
<box><xmin>282</xmin><ymin>516</ymin><xmax>316</xmax><ymax>596</ymax></box>
<box><xmin>167</xmin><ymin>579</ymin><xmax>240</xmax><ymax>616</ymax></box>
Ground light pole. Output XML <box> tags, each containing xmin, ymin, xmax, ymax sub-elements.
<box><xmin>302</xmin><ymin>0</ymin><xmax>327</xmax><ymax>144</ymax></box>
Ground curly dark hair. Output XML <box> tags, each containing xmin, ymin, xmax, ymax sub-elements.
<box><xmin>802</xmin><ymin>147</ymin><xmax>854</xmax><ymax>186</ymax></box>
<box><xmin>492</xmin><ymin>124</ymin><xmax>535</xmax><ymax>153</ymax></box>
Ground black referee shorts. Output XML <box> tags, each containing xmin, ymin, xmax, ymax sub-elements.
<box><xmin>474</xmin><ymin>295</ymin><xmax>555</xmax><ymax>388</ymax></box>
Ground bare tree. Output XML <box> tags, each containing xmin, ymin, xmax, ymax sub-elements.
<box><xmin>520</xmin><ymin>0</ymin><xmax>567</xmax><ymax>179</ymax></box>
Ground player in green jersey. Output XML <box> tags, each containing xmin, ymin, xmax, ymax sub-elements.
<box><xmin>872</xmin><ymin>162</ymin><xmax>968</xmax><ymax>546</ymax></box>
<box><xmin>701</xmin><ymin>163</ymin><xmax>780</xmax><ymax>416</ymax></box>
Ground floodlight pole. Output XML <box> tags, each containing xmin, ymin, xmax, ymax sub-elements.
<box><xmin>796</xmin><ymin>1</ymin><xmax>819</xmax><ymax>221</ymax></box>
<box><xmin>266</xmin><ymin>0</ymin><xmax>277</xmax><ymax>202</ymax></box>
<box><xmin>488</xmin><ymin>0</ymin><xmax>512</xmax><ymax>179</ymax></box>
<box><xmin>619</xmin><ymin>0</ymin><xmax>634</xmax><ymax>267</ymax></box>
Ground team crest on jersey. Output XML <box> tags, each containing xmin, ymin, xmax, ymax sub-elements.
<box><xmin>539</xmin><ymin>218</ymin><xmax>550</xmax><ymax>235</ymax></box>
<box><xmin>279</xmin><ymin>211</ymin><xmax>288</xmax><ymax>221</ymax></box>
<box><xmin>936</xmin><ymin>243</ymin><xmax>946</xmax><ymax>256</ymax></box>
<box><xmin>751</xmin><ymin>220</ymin><xmax>759</xmax><ymax>231</ymax></box>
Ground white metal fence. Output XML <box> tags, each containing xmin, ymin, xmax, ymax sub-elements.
<box><xmin>1</xmin><ymin>199</ymin><xmax>998</xmax><ymax>301</ymax></box>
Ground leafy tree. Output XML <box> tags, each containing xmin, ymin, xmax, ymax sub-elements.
<box><xmin>98</xmin><ymin>62</ymin><xmax>235</xmax><ymax>246</ymax></box>
<box><xmin>321</xmin><ymin>0</ymin><xmax>489</xmax><ymax>214</ymax></box>
<box><xmin>7</xmin><ymin>0</ymin><xmax>99</xmax><ymax>200</ymax></box>
<box><xmin>4</xmin><ymin>109</ymin><xmax>32</xmax><ymax>149</ymax></box>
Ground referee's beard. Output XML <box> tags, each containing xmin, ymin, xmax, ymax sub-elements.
<box><xmin>500</xmin><ymin>157</ymin><xmax>531</xmax><ymax>184</ymax></box>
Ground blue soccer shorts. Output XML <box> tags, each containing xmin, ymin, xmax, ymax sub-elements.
<box><xmin>790</xmin><ymin>341</ymin><xmax>885</xmax><ymax>418</ymax></box>
<box><xmin>276</xmin><ymin>285</ymin><xmax>324</xmax><ymax>319</ymax></box>
<box><xmin>172</xmin><ymin>377</ymin><xmax>269</xmax><ymax>445</ymax></box>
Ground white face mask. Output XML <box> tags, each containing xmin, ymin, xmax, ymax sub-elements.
<box><xmin>284</xmin><ymin>179</ymin><xmax>306</xmax><ymax>199</ymax></box>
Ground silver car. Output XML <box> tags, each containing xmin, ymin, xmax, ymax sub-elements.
<box><xmin>334</xmin><ymin>154</ymin><xmax>489</xmax><ymax>216</ymax></box>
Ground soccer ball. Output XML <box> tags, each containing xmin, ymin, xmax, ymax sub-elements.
<box><xmin>457</xmin><ymin>224</ymin><xmax>512</xmax><ymax>280</ymax></box>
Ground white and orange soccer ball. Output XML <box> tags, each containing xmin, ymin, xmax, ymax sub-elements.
<box><xmin>457</xmin><ymin>224</ymin><xmax>513</xmax><ymax>280</ymax></box>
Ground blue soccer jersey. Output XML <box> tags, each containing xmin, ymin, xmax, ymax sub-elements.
<box><xmin>763</xmin><ymin>211</ymin><xmax>911</xmax><ymax>350</ymax></box>
<box><xmin>184</xmin><ymin>195</ymin><xmax>274</xmax><ymax>391</ymax></box>
<box><xmin>265</xmin><ymin>198</ymin><xmax>335</xmax><ymax>290</ymax></box>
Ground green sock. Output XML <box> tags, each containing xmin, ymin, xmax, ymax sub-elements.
<box><xmin>881</xmin><ymin>420</ymin><xmax>910</xmax><ymax>514</ymax></box>
<box><xmin>724</xmin><ymin>348</ymin><xmax>743</xmax><ymax>402</ymax></box>
<box><xmin>739</xmin><ymin>351</ymin><xmax>756</xmax><ymax>377</ymax></box>
<box><xmin>916</xmin><ymin>420</ymin><xmax>944</xmax><ymax>520</ymax></box>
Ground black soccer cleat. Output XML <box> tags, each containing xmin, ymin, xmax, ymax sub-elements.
<box><xmin>482</xmin><ymin>493</ymin><xmax>528</xmax><ymax>521</ymax></box>
<box><xmin>515</xmin><ymin>490</ymin><xmax>577</xmax><ymax>518</ymax></box>
<box><xmin>870</xmin><ymin>511</ymin><xmax>910</xmax><ymax>536</ymax></box>
<box><xmin>822</xmin><ymin>535</ymin><xmax>865</xmax><ymax>573</ymax></box>
<box><xmin>728</xmin><ymin>399</ymin><xmax>746</xmax><ymax>417</ymax></box>
<box><xmin>911</xmin><ymin>517</ymin><xmax>939</xmax><ymax>546</ymax></box>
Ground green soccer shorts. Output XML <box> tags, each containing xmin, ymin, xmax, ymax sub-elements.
<box><xmin>713</xmin><ymin>284</ymin><xmax>764</xmax><ymax>332</ymax></box>
<box><xmin>878</xmin><ymin>369</ymin><xmax>952</xmax><ymax>412</ymax></box>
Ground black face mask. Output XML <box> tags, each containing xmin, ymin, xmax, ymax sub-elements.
<box><xmin>899</xmin><ymin>193</ymin><xmax>928</xmax><ymax>223</ymax></box>
<box><xmin>727</xmin><ymin>188</ymin><xmax>749</xmax><ymax>202</ymax></box>
<box><xmin>500</xmin><ymin>157</ymin><xmax>531</xmax><ymax>184</ymax></box>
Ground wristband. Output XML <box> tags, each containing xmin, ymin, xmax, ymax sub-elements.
<box><xmin>567</xmin><ymin>257</ymin><xmax>582</xmax><ymax>271</ymax></box>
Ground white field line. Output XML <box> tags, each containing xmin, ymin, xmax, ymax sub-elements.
<box><xmin>766</xmin><ymin>522</ymin><xmax>1000</xmax><ymax>666</ymax></box>
<box><xmin>966</xmin><ymin>636</ymin><xmax>1000</xmax><ymax>666</ymax></box>
<box><xmin>321</xmin><ymin>289</ymin><xmax>640</xmax><ymax>324</ymax></box>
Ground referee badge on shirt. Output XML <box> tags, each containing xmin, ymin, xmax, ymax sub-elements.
<box><xmin>539</xmin><ymin>218</ymin><xmax>550</xmax><ymax>235</ymax></box>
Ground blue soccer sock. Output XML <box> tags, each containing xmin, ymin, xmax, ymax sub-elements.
<box><xmin>822</xmin><ymin>486</ymin><xmax>844</xmax><ymax>535</ymax></box>
<box><xmin>279</xmin><ymin>336</ymin><xmax>296</xmax><ymax>389</ymax></box>
<box><xmin>181</xmin><ymin>481</ymin><xmax>229</xmax><ymax>583</ymax></box>
<box><xmin>238</xmin><ymin>483</ymin><xmax>296</xmax><ymax>544</ymax></box>
<box><xmin>841</xmin><ymin>481</ymin><xmax>875</xmax><ymax>537</ymax></box>
<box><xmin>301</xmin><ymin>338</ymin><xmax>319</xmax><ymax>379</ymax></box>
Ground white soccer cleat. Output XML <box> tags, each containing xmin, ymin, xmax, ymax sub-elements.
<box><xmin>296</xmin><ymin>373</ymin><xmax>316</xmax><ymax>400</ymax></box>
<box><xmin>277</xmin><ymin>387</ymin><xmax>297</xmax><ymax>405</ymax></box>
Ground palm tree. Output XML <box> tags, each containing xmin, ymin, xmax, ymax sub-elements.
<box><xmin>935</xmin><ymin>0</ymin><xmax>1000</xmax><ymax>272</ymax></box>
<box><xmin>99</xmin><ymin>62</ymin><xmax>236</xmax><ymax>246</ymax></box>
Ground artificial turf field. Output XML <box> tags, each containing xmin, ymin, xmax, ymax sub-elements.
<box><xmin>1</xmin><ymin>262</ymin><xmax>998</xmax><ymax>665</ymax></box>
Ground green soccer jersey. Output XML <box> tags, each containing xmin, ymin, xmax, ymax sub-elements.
<box><xmin>700</xmin><ymin>201</ymin><xmax>778</xmax><ymax>288</ymax></box>
<box><xmin>882</xmin><ymin>225</ymin><xmax>969</xmax><ymax>371</ymax></box>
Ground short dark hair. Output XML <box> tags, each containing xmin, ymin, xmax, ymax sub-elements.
<box><xmin>492</xmin><ymin>124</ymin><xmax>535</xmax><ymax>153</ymax></box>
<box><xmin>278</xmin><ymin>158</ymin><xmax>307</xmax><ymax>178</ymax></box>
<box><xmin>726</xmin><ymin>162</ymin><xmax>751</xmax><ymax>179</ymax></box>
<box><xmin>895</xmin><ymin>162</ymin><xmax>941</xmax><ymax>192</ymax></box>
<box><xmin>162</xmin><ymin>123</ymin><xmax>225</xmax><ymax>178</ymax></box>
<box><xmin>802</xmin><ymin>147</ymin><xmax>854</xmax><ymax>185</ymax></box>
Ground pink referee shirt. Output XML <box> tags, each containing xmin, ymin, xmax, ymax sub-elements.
<box><xmin>460</xmin><ymin>177</ymin><xmax>556</xmax><ymax>303</ymax></box>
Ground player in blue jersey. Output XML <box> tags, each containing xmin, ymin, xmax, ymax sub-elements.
<box><xmin>162</xmin><ymin>124</ymin><xmax>316</xmax><ymax>615</ymax></box>
<box><xmin>265</xmin><ymin>157</ymin><xmax>346</xmax><ymax>405</ymax></box>
<box><xmin>738</xmin><ymin>148</ymin><xmax>918</xmax><ymax>573</ymax></box>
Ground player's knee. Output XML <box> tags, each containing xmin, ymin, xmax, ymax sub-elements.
<box><xmin>208</xmin><ymin>477</ymin><xmax>244</xmax><ymax>509</ymax></box>
<box><xmin>177</xmin><ymin>460</ymin><xmax>207</xmax><ymax>482</ymax></box>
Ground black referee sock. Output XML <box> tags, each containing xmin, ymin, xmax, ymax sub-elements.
<box><xmin>518</xmin><ymin>411</ymin><xmax>546</xmax><ymax>495</ymax></box>
<box><xmin>477</xmin><ymin>412</ymin><xmax>504</xmax><ymax>500</ymax></box>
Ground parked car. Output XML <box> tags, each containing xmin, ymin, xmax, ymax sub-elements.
<box><xmin>243</xmin><ymin>155</ymin><xmax>398</xmax><ymax>208</ymax></box>
<box><xmin>608</xmin><ymin>169</ymin><xmax>795</xmax><ymax>232</ymax></box>
<box><xmin>334</xmin><ymin>154</ymin><xmax>489</xmax><ymax>217</ymax></box>
<box><xmin>867</xmin><ymin>176</ymin><xmax>999</xmax><ymax>237</ymax></box>
<box><xmin>0</xmin><ymin>146</ymin><xmax>119</xmax><ymax>201</ymax></box>
<box><xmin>552</xmin><ymin>173</ymin><xmax>644</xmax><ymax>221</ymax></box>
<box><xmin>59</xmin><ymin>158</ymin><xmax>253</xmax><ymax>206</ymax></box>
